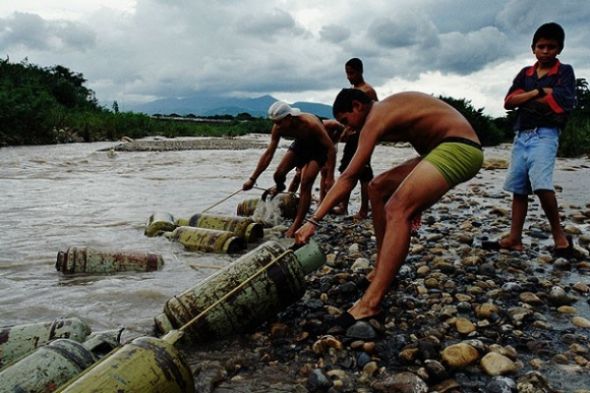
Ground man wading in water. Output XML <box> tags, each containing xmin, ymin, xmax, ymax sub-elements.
<box><xmin>296</xmin><ymin>89</ymin><xmax>483</xmax><ymax>326</ymax></box>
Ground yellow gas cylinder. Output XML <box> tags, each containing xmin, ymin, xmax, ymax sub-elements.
<box><xmin>154</xmin><ymin>240</ymin><xmax>325</xmax><ymax>342</ymax></box>
<box><xmin>180</xmin><ymin>213</ymin><xmax>263</xmax><ymax>242</ymax></box>
<box><xmin>56</xmin><ymin>247</ymin><xmax>164</xmax><ymax>274</ymax></box>
<box><xmin>0</xmin><ymin>330</ymin><xmax>121</xmax><ymax>392</ymax></box>
<box><xmin>56</xmin><ymin>336</ymin><xmax>194</xmax><ymax>393</ymax></box>
<box><xmin>0</xmin><ymin>317</ymin><xmax>91</xmax><ymax>369</ymax></box>
<box><xmin>166</xmin><ymin>226</ymin><xmax>244</xmax><ymax>253</ymax></box>
<box><xmin>144</xmin><ymin>212</ymin><xmax>177</xmax><ymax>237</ymax></box>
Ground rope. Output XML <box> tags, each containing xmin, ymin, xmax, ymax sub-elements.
<box><xmin>162</xmin><ymin>248</ymin><xmax>293</xmax><ymax>344</ymax></box>
<box><xmin>201</xmin><ymin>188</ymin><xmax>243</xmax><ymax>214</ymax></box>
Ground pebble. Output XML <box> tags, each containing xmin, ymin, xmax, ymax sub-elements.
<box><xmin>480</xmin><ymin>352</ymin><xmax>518</xmax><ymax>376</ymax></box>
<box><xmin>441</xmin><ymin>343</ymin><xmax>480</xmax><ymax>368</ymax></box>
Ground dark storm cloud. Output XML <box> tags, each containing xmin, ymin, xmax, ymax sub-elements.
<box><xmin>0</xmin><ymin>12</ymin><xmax>95</xmax><ymax>51</ymax></box>
<box><xmin>367</xmin><ymin>15</ymin><xmax>439</xmax><ymax>49</ymax></box>
<box><xmin>235</xmin><ymin>8</ymin><xmax>304</xmax><ymax>37</ymax></box>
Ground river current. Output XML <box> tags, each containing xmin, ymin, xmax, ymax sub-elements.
<box><xmin>0</xmin><ymin>135</ymin><xmax>588</xmax><ymax>338</ymax></box>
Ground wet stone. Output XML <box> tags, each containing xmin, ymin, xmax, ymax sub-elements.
<box><xmin>346</xmin><ymin>321</ymin><xmax>377</xmax><ymax>340</ymax></box>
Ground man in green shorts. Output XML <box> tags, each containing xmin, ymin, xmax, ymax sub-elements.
<box><xmin>295</xmin><ymin>89</ymin><xmax>483</xmax><ymax>326</ymax></box>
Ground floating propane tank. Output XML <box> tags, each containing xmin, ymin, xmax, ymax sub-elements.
<box><xmin>236</xmin><ymin>192</ymin><xmax>299</xmax><ymax>220</ymax></box>
<box><xmin>55</xmin><ymin>336</ymin><xmax>194</xmax><ymax>393</ymax></box>
<box><xmin>56</xmin><ymin>247</ymin><xmax>164</xmax><ymax>275</ymax></box>
<box><xmin>0</xmin><ymin>329</ymin><xmax>122</xmax><ymax>393</ymax></box>
<box><xmin>0</xmin><ymin>317</ymin><xmax>91</xmax><ymax>369</ymax></box>
<box><xmin>144</xmin><ymin>212</ymin><xmax>177</xmax><ymax>237</ymax></box>
<box><xmin>165</xmin><ymin>226</ymin><xmax>244</xmax><ymax>254</ymax></box>
<box><xmin>174</xmin><ymin>213</ymin><xmax>263</xmax><ymax>243</ymax></box>
<box><xmin>154</xmin><ymin>239</ymin><xmax>325</xmax><ymax>342</ymax></box>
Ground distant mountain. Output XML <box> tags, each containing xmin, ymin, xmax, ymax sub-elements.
<box><xmin>125</xmin><ymin>93</ymin><xmax>333</xmax><ymax>118</ymax></box>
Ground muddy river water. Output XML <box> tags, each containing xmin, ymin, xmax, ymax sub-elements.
<box><xmin>1</xmin><ymin>135</ymin><xmax>588</xmax><ymax>340</ymax></box>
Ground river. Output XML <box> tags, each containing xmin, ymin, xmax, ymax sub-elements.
<box><xmin>0</xmin><ymin>135</ymin><xmax>588</xmax><ymax>338</ymax></box>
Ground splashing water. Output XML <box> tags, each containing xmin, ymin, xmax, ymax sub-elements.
<box><xmin>252</xmin><ymin>197</ymin><xmax>284</xmax><ymax>227</ymax></box>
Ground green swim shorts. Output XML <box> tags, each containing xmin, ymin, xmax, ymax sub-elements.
<box><xmin>423</xmin><ymin>137</ymin><xmax>483</xmax><ymax>187</ymax></box>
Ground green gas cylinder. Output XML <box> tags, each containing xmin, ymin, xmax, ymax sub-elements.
<box><xmin>144</xmin><ymin>212</ymin><xmax>177</xmax><ymax>237</ymax></box>
<box><xmin>0</xmin><ymin>318</ymin><xmax>91</xmax><ymax>369</ymax></box>
<box><xmin>56</xmin><ymin>247</ymin><xmax>164</xmax><ymax>274</ymax></box>
<box><xmin>0</xmin><ymin>330</ymin><xmax>121</xmax><ymax>393</ymax></box>
<box><xmin>166</xmin><ymin>226</ymin><xmax>244</xmax><ymax>253</ymax></box>
<box><xmin>178</xmin><ymin>213</ymin><xmax>263</xmax><ymax>243</ymax></box>
<box><xmin>154</xmin><ymin>240</ymin><xmax>325</xmax><ymax>342</ymax></box>
<box><xmin>55</xmin><ymin>336</ymin><xmax>194</xmax><ymax>393</ymax></box>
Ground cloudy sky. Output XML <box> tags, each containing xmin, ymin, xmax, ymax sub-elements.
<box><xmin>1</xmin><ymin>0</ymin><xmax>588</xmax><ymax>116</ymax></box>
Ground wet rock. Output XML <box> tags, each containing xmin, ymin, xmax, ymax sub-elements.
<box><xmin>476</xmin><ymin>303</ymin><xmax>499</xmax><ymax>319</ymax></box>
<box><xmin>312</xmin><ymin>335</ymin><xmax>343</xmax><ymax>354</ymax></box>
<box><xmin>372</xmin><ymin>371</ymin><xmax>428</xmax><ymax>393</ymax></box>
<box><xmin>571</xmin><ymin>316</ymin><xmax>590</xmax><ymax>328</ymax></box>
<box><xmin>480</xmin><ymin>352</ymin><xmax>518</xmax><ymax>376</ymax></box>
<box><xmin>519</xmin><ymin>292</ymin><xmax>543</xmax><ymax>305</ymax></box>
<box><xmin>424</xmin><ymin>359</ymin><xmax>448</xmax><ymax>382</ymax></box>
<box><xmin>455</xmin><ymin>317</ymin><xmax>476</xmax><ymax>334</ymax></box>
<box><xmin>346</xmin><ymin>321</ymin><xmax>377</xmax><ymax>340</ymax></box>
<box><xmin>548</xmin><ymin>286</ymin><xmax>577</xmax><ymax>306</ymax></box>
<box><xmin>307</xmin><ymin>369</ymin><xmax>332</xmax><ymax>392</ymax></box>
<box><xmin>351</xmin><ymin>257</ymin><xmax>370</xmax><ymax>272</ymax></box>
<box><xmin>485</xmin><ymin>376</ymin><xmax>516</xmax><ymax>393</ymax></box>
<box><xmin>441</xmin><ymin>343</ymin><xmax>480</xmax><ymax>368</ymax></box>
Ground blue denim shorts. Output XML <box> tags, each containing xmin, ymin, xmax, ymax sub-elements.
<box><xmin>503</xmin><ymin>127</ymin><xmax>559</xmax><ymax>195</ymax></box>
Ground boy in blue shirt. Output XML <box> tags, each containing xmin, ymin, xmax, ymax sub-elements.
<box><xmin>483</xmin><ymin>22</ymin><xmax>576</xmax><ymax>257</ymax></box>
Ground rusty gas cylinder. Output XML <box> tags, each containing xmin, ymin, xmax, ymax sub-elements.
<box><xmin>180</xmin><ymin>213</ymin><xmax>263</xmax><ymax>242</ymax></box>
<box><xmin>55</xmin><ymin>336</ymin><xmax>194</xmax><ymax>393</ymax></box>
<box><xmin>236</xmin><ymin>193</ymin><xmax>299</xmax><ymax>219</ymax></box>
<box><xmin>0</xmin><ymin>339</ymin><xmax>96</xmax><ymax>392</ymax></box>
<box><xmin>165</xmin><ymin>226</ymin><xmax>244</xmax><ymax>253</ymax></box>
<box><xmin>0</xmin><ymin>317</ymin><xmax>91</xmax><ymax>369</ymax></box>
<box><xmin>0</xmin><ymin>330</ymin><xmax>121</xmax><ymax>393</ymax></box>
<box><xmin>56</xmin><ymin>247</ymin><xmax>164</xmax><ymax>274</ymax></box>
<box><xmin>144</xmin><ymin>212</ymin><xmax>177</xmax><ymax>237</ymax></box>
<box><xmin>153</xmin><ymin>239</ymin><xmax>325</xmax><ymax>342</ymax></box>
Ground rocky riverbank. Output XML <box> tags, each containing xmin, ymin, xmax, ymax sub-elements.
<box><xmin>179</xmin><ymin>165</ymin><xmax>590</xmax><ymax>393</ymax></box>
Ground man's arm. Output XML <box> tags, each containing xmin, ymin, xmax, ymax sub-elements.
<box><xmin>243</xmin><ymin>127</ymin><xmax>280</xmax><ymax>190</ymax></box>
<box><xmin>295</xmin><ymin>124</ymin><xmax>377</xmax><ymax>243</ymax></box>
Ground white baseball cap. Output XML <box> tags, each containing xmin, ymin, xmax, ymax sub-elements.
<box><xmin>268</xmin><ymin>101</ymin><xmax>301</xmax><ymax>121</ymax></box>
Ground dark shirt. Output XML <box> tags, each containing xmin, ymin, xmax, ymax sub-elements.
<box><xmin>505</xmin><ymin>60</ymin><xmax>576</xmax><ymax>131</ymax></box>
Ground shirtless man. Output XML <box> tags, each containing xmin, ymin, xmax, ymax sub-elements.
<box><xmin>333</xmin><ymin>58</ymin><xmax>378</xmax><ymax>218</ymax></box>
<box><xmin>295</xmin><ymin>89</ymin><xmax>483</xmax><ymax>325</ymax></box>
<box><xmin>243</xmin><ymin>101</ymin><xmax>337</xmax><ymax>238</ymax></box>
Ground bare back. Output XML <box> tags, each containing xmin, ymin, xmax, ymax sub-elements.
<box><xmin>364</xmin><ymin>92</ymin><xmax>479</xmax><ymax>155</ymax></box>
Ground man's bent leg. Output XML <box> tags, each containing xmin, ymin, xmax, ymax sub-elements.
<box><xmin>350</xmin><ymin>160</ymin><xmax>449</xmax><ymax>319</ymax></box>
<box><xmin>286</xmin><ymin>161</ymin><xmax>321</xmax><ymax>238</ymax></box>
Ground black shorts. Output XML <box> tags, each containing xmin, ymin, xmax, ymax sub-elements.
<box><xmin>289</xmin><ymin>139</ymin><xmax>328</xmax><ymax>168</ymax></box>
<box><xmin>338</xmin><ymin>133</ymin><xmax>373</xmax><ymax>182</ymax></box>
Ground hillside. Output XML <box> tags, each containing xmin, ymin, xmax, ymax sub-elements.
<box><xmin>126</xmin><ymin>93</ymin><xmax>334</xmax><ymax>118</ymax></box>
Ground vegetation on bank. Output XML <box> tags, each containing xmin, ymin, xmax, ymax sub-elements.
<box><xmin>1</xmin><ymin>58</ymin><xmax>589</xmax><ymax>157</ymax></box>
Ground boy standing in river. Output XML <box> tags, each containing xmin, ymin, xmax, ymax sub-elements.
<box><xmin>243</xmin><ymin>101</ymin><xmax>337</xmax><ymax>238</ymax></box>
<box><xmin>296</xmin><ymin>89</ymin><xmax>483</xmax><ymax>324</ymax></box>
<box><xmin>482</xmin><ymin>22</ymin><xmax>576</xmax><ymax>257</ymax></box>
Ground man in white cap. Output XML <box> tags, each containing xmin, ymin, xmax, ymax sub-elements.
<box><xmin>243</xmin><ymin>101</ymin><xmax>339</xmax><ymax>237</ymax></box>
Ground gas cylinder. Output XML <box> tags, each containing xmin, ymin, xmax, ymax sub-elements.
<box><xmin>144</xmin><ymin>212</ymin><xmax>177</xmax><ymax>237</ymax></box>
<box><xmin>165</xmin><ymin>226</ymin><xmax>244</xmax><ymax>254</ymax></box>
<box><xmin>0</xmin><ymin>331</ymin><xmax>121</xmax><ymax>393</ymax></box>
<box><xmin>154</xmin><ymin>240</ymin><xmax>325</xmax><ymax>342</ymax></box>
<box><xmin>56</xmin><ymin>247</ymin><xmax>164</xmax><ymax>274</ymax></box>
<box><xmin>55</xmin><ymin>336</ymin><xmax>194</xmax><ymax>393</ymax></box>
<box><xmin>178</xmin><ymin>213</ymin><xmax>263</xmax><ymax>243</ymax></box>
<box><xmin>0</xmin><ymin>317</ymin><xmax>91</xmax><ymax>369</ymax></box>
<box><xmin>236</xmin><ymin>193</ymin><xmax>299</xmax><ymax>219</ymax></box>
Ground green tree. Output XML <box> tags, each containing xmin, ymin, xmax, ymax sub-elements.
<box><xmin>438</xmin><ymin>96</ymin><xmax>505</xmax><ymax>146</ymax></box>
